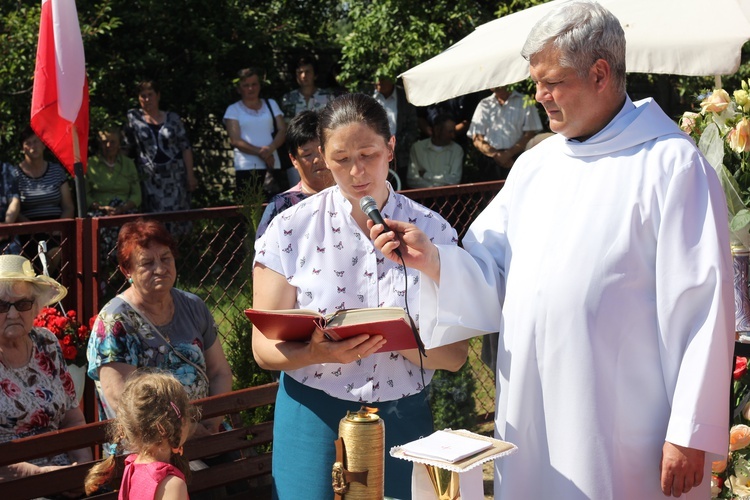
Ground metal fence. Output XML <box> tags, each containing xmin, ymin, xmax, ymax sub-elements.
<box><xmin>3</xmin><ymin>181</ymin><xmax>504</xmax><ymax>422</ymax></box>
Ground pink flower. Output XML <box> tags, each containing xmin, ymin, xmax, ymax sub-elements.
<box><xmin>729</xmin><ymin>117</ymin><xmax>750</xmax><ymax>153</ymax></box>
<box><xmin>0</xmin><ymin>379</ymin><xmax>21</xmax><ymax>397</ymax></box>
<box><xmin>61</xmin><ymin>370</ymin><xmax>75</xmax><ymax>397</ymax></box>
<box><xmin>17</xmin><ymin>409</ymin><xmax>50</xmax><ymax>433</ymax></box>
<box><xmin>679</xmin><ymin>112</ymin><xmax>699</xmax><ymax>134</ymax></box>
<box><xmin>33</xmin><ymin>350</ymin><xmax>55</xmax><ymax>376</ymax></box>
<box><xmin>712</xmin><ymin>457</ymin><xmax>728</xmax><ymax>473</ymax></box>
<box><xmin>700</xmin><ymin>89</ymin><xmax>731</xmax><ymax>114</ymax></box>
<box><xmin>730</xmin><ymin>424</ymin><xmax>750</xmax><ymax>451</ymax></box>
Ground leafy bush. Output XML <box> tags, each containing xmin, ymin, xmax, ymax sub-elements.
<box><xmin>430</xmin><ymin>362</ymin><xmax>477</xmax><ymax>431</ymax></box>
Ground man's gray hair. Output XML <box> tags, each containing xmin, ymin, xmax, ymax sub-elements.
<box><xmin>521</xmin><ymin>0</ymin><xmax>626</xmax><ymax>94</ymax></box>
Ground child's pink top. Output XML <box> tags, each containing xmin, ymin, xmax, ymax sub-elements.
<box><xmin>118</xmin><ymin>454</ymin><xmax>187</xmax><ymax>499</ymax></box>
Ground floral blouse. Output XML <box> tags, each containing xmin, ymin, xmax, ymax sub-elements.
<box><xmin>124</xmin><ymin>108</ymin><xmax>191</xmax><ymax>171</ymax></box>
<box><xmin>87</xmin><ymin>289</ymin><xmax>216</xmax><ymax>420</ymax></box>
<box><xmin>0</xmin><ymin>328</ymin><xmax>77</xmax><ymax>466</ymax></box>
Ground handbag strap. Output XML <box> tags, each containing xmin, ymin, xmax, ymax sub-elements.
<box><xmin>265</xmin><ymin>98</ymin><xmax>278</xmax><ymax>135</ymax></box>
<box><xmin>117</xmin><ymin>294</ymin><xmax>210</xmax><ymax>386</ymax></box>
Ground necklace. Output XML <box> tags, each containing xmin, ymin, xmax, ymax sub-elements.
<box><xmin>102</xmin><ymin>154</ymin><xmax>120</xmax><ymax>169</ymax></box>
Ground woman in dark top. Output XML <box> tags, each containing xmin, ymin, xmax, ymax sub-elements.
<box><xmin>12</xmin><ymin>127</ymin><xmax>74</xmax><ymax>273</ymax></box>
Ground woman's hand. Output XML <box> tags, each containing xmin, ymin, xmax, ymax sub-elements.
<box><xmin>186</xmin><ymin>171</ymin><xmax>198</xmax><ymax>192</ymax></box>
<box><xmin>307</xmin><ymin>327</ymin><xmax>386</xmax><ymax>365</ymax></box>
<box><xmin>368</xmin><ymin>218</ymin><xmax>442</xmax><ymax>283</ymax></box>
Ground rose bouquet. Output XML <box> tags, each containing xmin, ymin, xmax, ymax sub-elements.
<box><xmin>680</xmin><ymin>82</ymin><xmax>750</xmax><ymax>248</ymax></box>
<box><xmin>34</xmin><ymin>306</ymin><xmax>92</xmax><ymax>368</ymax></box>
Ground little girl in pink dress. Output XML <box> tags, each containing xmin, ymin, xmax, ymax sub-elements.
<box><xmin>85</xmin><ymin>370</ymin><xmax>198</xmax><ymax>499</ymax></box>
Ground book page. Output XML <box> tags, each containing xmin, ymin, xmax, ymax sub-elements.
<box><xmin>325</xmin><ymin>307</ymin><xmax>407</xmax><ymax>327</ymax></box>
<box><xmin>400</xmin><ymin>430</ymin><xmax>493</xmax><ymax>463</ymax></box>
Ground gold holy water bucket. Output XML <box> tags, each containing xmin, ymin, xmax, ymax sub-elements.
<box><xmin>424</xmin><ymin>465</ymin><xmax>461</xmax><ymax>500</ymax></box>
<box><xmin>332</xmin><ymin>407</ymin><xmax>384</xmax><ymax>499</ymax></box>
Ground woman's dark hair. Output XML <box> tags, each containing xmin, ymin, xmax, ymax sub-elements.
<box><xmin>293</xmin><ymin>55</ymin><xmax>317</xmax><ymax>74</ymax></box>
<box><xmin>286</xmin><ymin>110</ymin><xmax>320</xmax><ymax>156</ymax></box>
<box><xmin>18</xmin><ymin>125</ymin><xmax>36</xmax><ymax>148</ymax></box>
<box><xmin>135</xmin><ymin>80</ymin><xmax>160</xmax><ymax>95</ymax></box>
<box><xmin>317</xmin><ymin>93</ymin><xmax>391</xmax><ymax>151</ymax></box>
<box><xmin>117</xmin><ymin>218</ymin><xmax>178</xmax><ymax>272</ymax></box>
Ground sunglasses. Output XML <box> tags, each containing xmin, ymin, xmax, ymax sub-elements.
<box><xmin>0</xmin><ymin>299</ymin><xmax>35</xmax><ymax>313</ymax></box>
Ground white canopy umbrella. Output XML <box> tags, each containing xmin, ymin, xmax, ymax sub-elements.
<box><xmin>401</xmin><ymin>0</ymin><xmax>750</xmax><ymax>106</ymax></box>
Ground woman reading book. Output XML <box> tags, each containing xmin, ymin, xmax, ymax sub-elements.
<box><xmin>252</xmin><ymin>93</ymin><xmax>469</xmax><ymax>500</ymax></box>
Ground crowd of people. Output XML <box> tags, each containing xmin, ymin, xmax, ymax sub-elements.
<box><xmin>0</xmin><ymin>1</ymin><xmax>737</xmax><ymax>500</ymax></box>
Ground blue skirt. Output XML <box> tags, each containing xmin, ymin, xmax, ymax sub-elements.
<box><xmin>272</xmin><ymin>373</ymin><xmax>433</xmax><ymax>500</ymax></box>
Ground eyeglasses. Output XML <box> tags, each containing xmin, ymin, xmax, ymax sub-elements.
<box><xmin>0</xmin><ymin>299</ymin><xmax>35</xmax><ymax>313</ymax></box>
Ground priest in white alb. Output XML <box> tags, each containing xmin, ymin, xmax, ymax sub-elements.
<box><xmin>369</xmin><ymin>1</ymin><xmax>734</xmax><ymax>498</ymax></box>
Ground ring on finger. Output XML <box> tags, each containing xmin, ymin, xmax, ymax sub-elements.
<box><xmin>357</xmin><ymin>354</ymin><xmax>362</xmax><ymax>359</ymax></box>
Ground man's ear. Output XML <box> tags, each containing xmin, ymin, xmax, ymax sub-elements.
<box><xmin>591</xmin><ymin>59</ymin><xmax>611</xmax><ymax>90</ymax></box>
<box><xmin>388</xmin><ymin>136</ymin><xmax>396</xmax><ymax>162</ymax></box>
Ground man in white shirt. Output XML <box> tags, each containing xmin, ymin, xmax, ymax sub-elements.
<box><xmin>373</xmin><ymin>76</ymin><xmax>418</xmax><ymax>187</ymax></box>
<box><xmin>468</xmin><ymin>86</ymin><xmax>543</xmax><ymax>179</ymax></box>
<box><xmin>369</xmin><ymin>1</ymin><xmax>733</xmax><ymax>499</ymax></box>
<box><xmin>407</xmin><ymin>114</ymin><xmax>463</xmax><ymax>188</ymax></box>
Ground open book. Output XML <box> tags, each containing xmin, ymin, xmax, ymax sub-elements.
<box><xmin>244</xmin><ymin>307</ymin><xmax>420</xmax><ymax>354</ymax></box>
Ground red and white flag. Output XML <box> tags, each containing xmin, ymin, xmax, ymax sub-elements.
<box><xmin>31</xmin><ymin>0</ymin><xmax>89</xmax><ymax>175</ymax></box>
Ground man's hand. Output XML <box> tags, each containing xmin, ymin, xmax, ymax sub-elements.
<box><xmin>660</xmin><ymin>441</ymin><xmax>705</xmax><ymax>497</ymax></box>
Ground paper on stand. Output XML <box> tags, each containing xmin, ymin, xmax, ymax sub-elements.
<box><xmin>391</xmin><ymin>429</ymin><xmax>518</xmax><ymax>500</ymax></box>
<box><xmin>400</xmin><ymin>430</ymin><xmax>493</xmax><ymax>463</ymax></box>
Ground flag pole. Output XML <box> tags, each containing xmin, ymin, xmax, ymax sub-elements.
<box><xmin>71</xmin><ymin>125</ymin><xmax>87</xmax><ymax>218</ymax></box>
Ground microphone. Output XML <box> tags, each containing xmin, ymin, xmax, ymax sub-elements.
<box><xmin>359</xmin><ymin>196</ymin><xmax>401</xmax><ymax>257</ymax></box>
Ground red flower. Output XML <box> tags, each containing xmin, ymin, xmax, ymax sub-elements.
<box><xmin>62</xmin><ymin>345</ymin><xmax>77</xmax><ymax>361</ymax></box>
<box><xmin>0</xmin><ymin>379</ymin><xmax>21</xmax><ymax>397</ymax></box>
<box><xmin>61</xmin><ymin>335</ymin><xmax>72</xmax><ymax>345</ymax></box>
<box><xmin>735</xmin><ymin>357</ymin><xmax>748</xmax><ymax>380</ymax></box>
<box><xmin>61</xmin><ymin>370</ymin><xmax>75</xmax><ymax>397</ymax></box>
<box><xmin>66</xmin><ymin>310</ymin><xmax>77</xmax><ymax>319</ymax></box>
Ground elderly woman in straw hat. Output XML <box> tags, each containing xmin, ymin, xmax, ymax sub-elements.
<box><xmin>0</xmin><ymin>255</ymin><xmax>91</xmax><ymax>481</ymax></box>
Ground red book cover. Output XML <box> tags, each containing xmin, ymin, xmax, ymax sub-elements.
<box><xmin>244</xmin><ymin>307</ymin><xmax>418</xmax><ymax>353</ymax></box>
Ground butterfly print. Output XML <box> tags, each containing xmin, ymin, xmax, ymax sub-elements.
<box><xmin>314</xmin><ymin>371</ymin><xmax>323</xmax><ymax>379</ymax></box>
<box><xmin>334</xmin><ymin>241</ymin><xmax>344</xmax><ymax>250</ymax></box>
<box><xmin>335</xmin><ymin>302</ymin><xmax>346</xmax><ymax>310</ymax></box>
<box><xmin>372</xmin><ymin>364</ymin><xmax>377</xmax><ymax>371</ymax></box>
<box><xmin>299</xmin><ymin>257</ymin><xmax>306</xmax><ymax>267</ymax></box>
<box><xmin>328</xmin><ymin>211</ymin><xmax>338</xmax><ymax>218</ymax></box>
<box><xmin>282</xmin><ymin>243</ymin><xmax>293</xmax><ymax>253</ymax></box>
<box><xmin>282</xmin><ymin>213</ymin><xmax>293</xmax><ymax>221</ymax></box>
<box><xmin>372</xmin><ymin>382</ymin><xmax>380</xmax><ymax>391</ymax></box>
<box><xmin>417</xmin><ymin>383</ymin><xmax>424</xmax><ymax>391</ymax></box>
<box><xmin>286</xmin><ymin>275</ymin><xmax>294</xmax><ymax>282</ymax></box>
<box><xmin>389</xmin><ymin>353</ymin><xmax>399</xmax><ymax>360</ymax></box>
<box><xmin>334</xmin><ymin>270</ymin><xmax>345</xmax><ymax>277</ymax></box>
<box><xmin>366</xmin><ymin>375</ymin><xmax>374</xmax><ymax>382</ymax></box>
<box><xmin>305</xmin><ymin>291</ymin><xmax>313</xmax><ymax>299</ymax></box>
<box><xmin>452</xmin><ymin>236</ymin><xmax>459</xmax><ymax>244</ymax></box>
<box><xmin>394</xmin><ymin>289</ymin><xmax>406</xmax><ymax>297</ymax></box>
<box><xmin>312</xmin><ymin>268</ymin><xmax>321</xmax><ymax>275</ymax></box>
<box><xmin>312</xmin><ymin>209</ymin><xmax>320</xmax><ymax>216</ymax></box>
<box><xmin>376</xmin><ymin>257</ymin><xmax>384</xmax><ymax>265</ymax></box>
<box><xmin>316</xmin><ymin>246</ymin><xmax>326</xmax><ymax>253</ymax></box>
<box><xmin>379</xmin><ymin>302</ymin><xmax>385</xmax><ymax>307</ymax></box>
<box><xmin>332</xmin><ymin>226</ymin><xmax>341</xmax><ymax>233</ymax></box>
<box><xmin>318</xmin><ymin>308</ymin><xmax>327</xmax><ymax>314</ymax></box>
<box><xmin>357</xmin><ymin>294</ymin><xmax>364</xmax><ymax>302</ymax></box>
<box><xmin>284</xmin><ymin>229</ymin><xmax>293</xmax><ymax>236</ymax></box>
<box><xmin>387</xmin><ymin>378</ymin><xmax>394</xmax><ymax>387</ymax></box>
<box><xmin>302</xmin><ymin>376</ymin><xmax>309</xmax><ymax>384</ymax></box>
<box><xmin>354</xmin><ymin>232</ymin><xmax>362</xmax><ymax>240</ymax></box>
<box><xmin>352</xmin><ymin>257</ymin><xmax>359</xmax><ymax>266</ymax></box>
<box><xmin>430</xmin><ymin>237</ymin><xmax>435</xmax><ymax>242</ymax></box>
<box><xmin>441</xmin><ymin>223</ymin><xmax>447</xmax><ymax>230</ymax></box>
<box><xmin>413</xmin><ymin>275</ymin><xmax>419</xmax><ymax>285</ymax></box>
<box><xmin>396</xmin><ymin>264</ymin><xmax>404</xmax><ymax>272</ymax></box>
<box><xmin>377</xmin><ymin>272</ymin><xmax>386</xmax><ymax>280</ymax></box>
<box><xmin>359</xmin><ymin>397</ymin><xmax>366</xmax><ymax>403</ymax></box>
<box><xmin>356</xmin><ymin>358</ymin><xmax>362</xmax><ymax>366</ymax></box>
<box><xmin>407</xmin><ymin>369</ymin><xmax>413</xmax><ymax>377</ymax></box>
<box><xmin>408</xmin><ymin>217</ymin><xmax>417</xmax><ymax>224</ymax></box>
<box><xmin>337</xmin><ymin>286</ymin><xmax>346</xmax><ymax>293</ymax></box>
<box><xmin>397</xmin><ymin>201</ymin><xmax>403</xmax><ymax>209</ymax></box>
<box><xmin>331</xmin><ymin>367</ymin><xmax>342</xmax><ymax>377</ymax></box>
<box><xmin>425</xmin><ymin>212</ymin><xmax>434</xmax><ymax>218</ymax></box>
<box><xmin>346</xmin><ymin>383</ymin><xmax>354</xmax><ymax>393</ymax></box>
<box><xmin>258</xmin><ymin>249</ymin><xmax>266</xmax><ymax>256</ymax></box>
<box><xmin>364</xmin><ymin>271</ymin><xmax>374</xmax><ymax>279</ymax></box>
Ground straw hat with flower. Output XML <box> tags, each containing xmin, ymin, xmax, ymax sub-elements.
<box><xmin>0</xmin><ymin>255</ymin><xmax>67</xmax><ymax>306</ymax></box>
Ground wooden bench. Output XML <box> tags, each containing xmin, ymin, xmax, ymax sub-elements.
<box><xmin>0</xmin><ymin>382</ymin><xmax>278</xmax><ymax>499</ymax></box>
